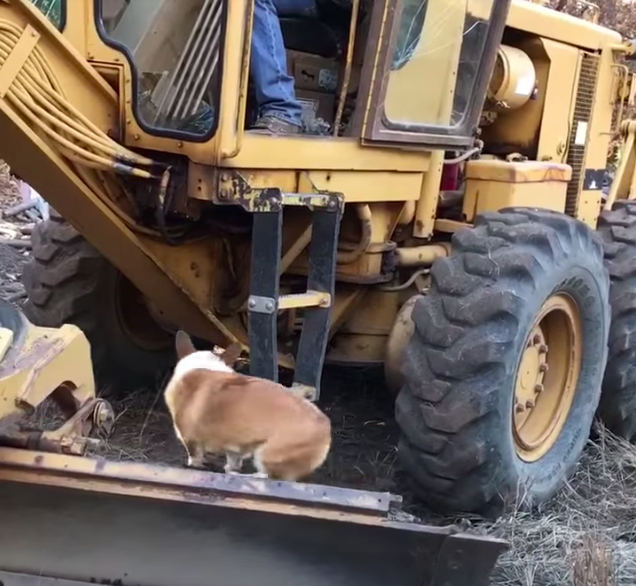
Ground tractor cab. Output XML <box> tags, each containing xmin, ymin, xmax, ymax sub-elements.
<box><xmin>93</xmin><ymin>0</ymin><xmax>509</xmax><ymax>156</ymax></box>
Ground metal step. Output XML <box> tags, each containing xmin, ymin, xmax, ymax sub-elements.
<box><xmin>278</xmin><ymin>291</ymin><xmax>331</xmax><ymax>310</ymax></box>
<box><xmin>0</xmin><ymin>447</ymin><xmax>507</xmax><ymax>586</ymax></box>
<box><xmin>248</xmin><ymin>191</ymin><xmax>344</xmax><ymax>400</ymax></box>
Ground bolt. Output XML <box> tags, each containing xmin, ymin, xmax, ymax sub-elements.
<box><xmin>535</xmin><ymin>383</ymin><xmax>544</xmax><ymax>393</ymax></box>
<box><xmin>526</xmin><ymin>400</ymin><xmax>535</xmax><ymax>409</ymax></box>
<box><xmin>539</xmin><ymin>344</ymin><xmax>548</xmax><ymax>354</ymax></box>
<box><xmin>265</xmin><ymin>301</ymin><xmax>274</xmax><ymax>311</ymax></box>
<box><xmin>533</xmin><ymin>334</ymin><xmax>542</xmax><ymax>344</ymax></box>
<box><xmin>539</xmin><ymin>363</ymin><xmax>549</xmax><ymax>373</ymax></box>
<box><xmin>328</xmin><ymin>200</ymin><xmax>336</xmax><ymax>209</ymax></box>
<box><xmin>219</xmin><ymin>188</ymin><xmax>229</xmax><ymax>200</ymax></box>
<box><xmin>220</xmin><ymin>172</ymin><xmax>230</xmax><ymax>182</ymax></box>
<box><xmin>248</xmin><ymin>299</ymin><xmax>256</xmax><ymax>309</ymax></box>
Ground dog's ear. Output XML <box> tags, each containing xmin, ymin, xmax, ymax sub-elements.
<box><xmin>175</xmin><ymin>330</ymin><xmax>197</xmax><ymax>359</ymax></box>
<box><xmin>220</xmin><ymin>342</ymin><xmax>243</xmax><ymax>367</ymax></box>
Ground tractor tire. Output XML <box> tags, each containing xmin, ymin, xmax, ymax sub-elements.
<box><xmin>22</xmin><ymin>211</ymin><xmax>174</xmax><ymax>391</ymax></box>
<box><xmin>396</xmin><ymin>208</ymin><xmax>610</xmax><ymax>515</ymax></box>
<box><xmin>597</xmin><ymin>200</ymin><xmax>636</xmax><ymax>440</ymax></box>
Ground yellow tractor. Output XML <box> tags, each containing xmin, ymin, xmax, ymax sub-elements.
<box><xmin>0</xmin><ymin>0</ymin><xmax>636</xmax><ymax>581</ymax></box>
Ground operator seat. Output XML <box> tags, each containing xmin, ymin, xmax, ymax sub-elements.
<box><xmin>279</xmin><ymin>0</ymin><xmax>366</xmax><ymax>59</ymax></box>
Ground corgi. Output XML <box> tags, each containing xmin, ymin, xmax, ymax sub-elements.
<box><xmin>163</xmin><ymin>331</ymin><xmax>332</xmax><ymax>482</ymax></box>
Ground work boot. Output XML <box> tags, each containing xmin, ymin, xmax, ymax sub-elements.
<box><xmin>251</xmin><ymin>115</ymin><xmax>302</xmax><ymax>135</ymax></box>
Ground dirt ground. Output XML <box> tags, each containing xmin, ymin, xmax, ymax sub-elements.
<box><xmin>2</xmin><ymin>163</ymin><xmax>636</xmax><ymax>586</ymax></box>
<box><xmin>0</xmin><ymin>163</ymin><xmax>29</xmax><ymax>308</ymax></box>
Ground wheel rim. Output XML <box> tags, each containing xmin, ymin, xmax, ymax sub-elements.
<box><xmin>114</xmin><ymin>274</ymin><xmax>173</xmax><ymax>352</ymax></box>
<box><xmin>513</xmin><ymin>293</ymin><xmax>582</xmax><ymax>462</ymax></box>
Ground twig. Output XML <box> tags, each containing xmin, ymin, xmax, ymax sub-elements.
<box><xmin>2</xmin><ymin>200</ymin><xmax>37</xmax><ymax>217</ymax></box>
<box><xmin>24</xmin><ymin>209</ymin><xmax>41</xmax><ymax>223</ymax></box>
<box><xmin>1</xmin><ymin>238</ymin><xmax>32</xmax><ymax>249</ymax></box>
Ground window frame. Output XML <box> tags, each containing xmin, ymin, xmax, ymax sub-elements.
<box><xmin>361</xmin><ymin>0</ymin><xmax>511</xmax><ymax>149</ymax></box>
<box><xmin>92</xmin><ymin>0</ymin><xmax>228</xmax><ymax>143</ymax></box>
<box><xmin>30</xmin><ymin>0</ymin><xmax>67</xmax><ymax>31</ymax></box>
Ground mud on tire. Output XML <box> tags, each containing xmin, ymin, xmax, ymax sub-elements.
<box><xmin>396</xmin><ymin>208</ymin><xmax>610</xmax><ymax>515</ymax></box>
<box><xmin>598</xmin><ymin>201</ymin><xmax>636</xmax><ymax>440</ymax></box>
<box><xmin>22</xmin><ymin>211</ymin><xmax>174</xmax><ymax>390</ymax></box>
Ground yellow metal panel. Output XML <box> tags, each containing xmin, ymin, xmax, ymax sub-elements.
<box><xmin>506</xmin><ymin>0</ymin><xmax>621</xmax><ymax>50</ymax></box>
<box><xmin>225</xmin><ymin>135</ymin><xmax>432</xmax><ymax>172</ymax></box>
<box><xmin>463</xmin><ymin>178</ymin><xmax>568</xmax><ymax>220</ymax></box>
<box><xmin>413</xmin><ymin>150</ymin><xmax>444</xmax><ymax>238</ymax></box>
<box><xmin>0</xmin><ymin>321</ymin><xmax>95</xmax><ymax>424</ymax></box>
<box><xmin>464</xmin><ymin>159</ymin><xmax>572</xmax><ymax>182</ymax></box>
<box><xmin>538</xmin><ymin>39</ymin><xmax>580</xmax><ymax>163</ymax></box>
<box><xmin>298</xmin><ymin>171</ymin><xmax>423</xmax><ymax>202</ymax></box>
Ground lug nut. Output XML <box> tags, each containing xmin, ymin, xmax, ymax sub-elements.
<box><xmin>515</xmin><ymin>403</ymin><xmax>525</xmax><ymax>414</ymax></box>
<box><xmin>539</xmin><ymin>364</ymin><xmax>548</xmax><ymax>373</ymax></box>
<box><xmin>526</xmin><ymin>400</ymin><xmax>535</xmax><ymax>409</ymax></box>
<box><xmin>535</xmin><ymin>384</ymin><xmax>544</xmax><ymax>393</ymax></box>
<box><xmin>533</xmin><ymin>334</ymin><xmax>542</xmax><ymax>344</ymax></box>
<box><xmin>539</xmin><ymin>344</ymin><xmax>548</xmax><ymax>354</ymax></box>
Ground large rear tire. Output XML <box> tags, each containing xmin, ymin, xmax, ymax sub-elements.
<box><xmin>597</xmin><ymin>201</ymin><xmax>636</xmax><ymax>439</ymax></box>
<box><xmin>22</xmin><ymin>211</ymin><xmax>174</xmax><ymax>390</ymax></box>
<box><xmin>396</xmin><ymin>208</ymin><xmax>610</xmax><ymax>515</ymax></box>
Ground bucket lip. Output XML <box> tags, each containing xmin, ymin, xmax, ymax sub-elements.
<box><xmin>0</xmin><ymin>446</ymin><xmax>504</xmax><ymax>547</ymax></box>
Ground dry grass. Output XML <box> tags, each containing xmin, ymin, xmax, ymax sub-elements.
<box><xmin>0</xmin><ymin>161</ymin><xmax>19</xmax><ymax>207</ymax></box>
<box><xmin>485</xmin><ymin>426</ymin><xmax>636</xmax><ymax>586</ymax></box>
<box><xmin>90</xmin><ymin>365</ymin><xmax>401</xmax><ymax>490</ymax></box>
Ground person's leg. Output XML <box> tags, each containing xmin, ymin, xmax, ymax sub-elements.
<box><xmin>250</xmin><ymin>0</ymin><xmax>317</xmax><ymax>133</ymax></box>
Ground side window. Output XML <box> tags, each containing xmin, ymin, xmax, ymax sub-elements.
<box><xmin>30</xmin><ymin>0</ymin><xmax>65</xmax><ymax>30</ymax></box>
<box><xmin>364</xmin><ymin>0</ymin><xmax>510</xmax><ymax>147</ymax></box>
<box><xmin>97</xmin><ymin>0</ymin><xmax>226</xmax><ymax>141</ymax></box>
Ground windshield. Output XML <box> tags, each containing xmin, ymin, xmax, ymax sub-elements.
<box><xmin>99</xmin><ymin>0</ymin><xmax>225</xmax><ymax>138</ymax></box>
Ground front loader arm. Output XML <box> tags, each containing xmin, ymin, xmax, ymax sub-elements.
<box><xmin>0</xmin><ymin>0</ymin><xmax>232</xmax><ymax>344</ymax></box>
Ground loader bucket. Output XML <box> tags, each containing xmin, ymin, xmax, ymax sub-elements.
<box><xmin>0</xmin><ymin>447</ymin><xmax>506</xmax><ymax>586</ymax></box>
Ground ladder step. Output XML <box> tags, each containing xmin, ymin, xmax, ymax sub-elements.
<box><xmin>278</xmin><ymin>291</ymin><xmax>331</xmax><ymax>311</ymax></box>
<box><xmin>247</xmin><ymin>189</ymin><xmax>344</xmax><ymax>400</ymax></box>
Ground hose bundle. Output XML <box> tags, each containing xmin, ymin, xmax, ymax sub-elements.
<box><xmin>0</xmin><ymin>18</ymin><xmax>182</xmax><ymax>238</ymax></box>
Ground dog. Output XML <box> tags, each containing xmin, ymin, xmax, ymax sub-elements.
<box><xmin>163</xmin><ymin>331</ymin><xmax>332</xmax><ymax>481</ymax></box>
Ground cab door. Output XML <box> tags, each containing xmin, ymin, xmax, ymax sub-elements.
<box><xmin>360</xmin><ymin>0</ymin><xmax>511</xmax><ymax>150</ymax></box>
<box><xmin>91</xmin><ymin>0</ymin><xmax>249</xmax><ymax>165</ymax></box>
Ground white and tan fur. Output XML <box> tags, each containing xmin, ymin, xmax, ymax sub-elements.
<box><xmin>164</xmin><ymin>331</ymin><xmax>332</xmax><ymax>481</ymax></box>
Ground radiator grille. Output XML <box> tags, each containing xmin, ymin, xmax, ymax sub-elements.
<box><xmin>565</xmin><ymin>52</ymin><xmax>600</xmax><ymax>216</ymax></box>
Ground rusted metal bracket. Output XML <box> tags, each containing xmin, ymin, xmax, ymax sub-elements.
<box><xmin>215</xmin><ymin>170</ymin><xmax>344</xmax><ymax>214</ymax></box>
<box><xmin>0</xmin><ymin>398</ymin><xmax>114</xmax><ymax>456</ymax></box>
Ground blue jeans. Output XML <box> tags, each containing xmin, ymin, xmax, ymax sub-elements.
<box><xmin>251</xmin><ymin>0</ymin><xmax>318</xmax><ymax>127</ymax></box>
